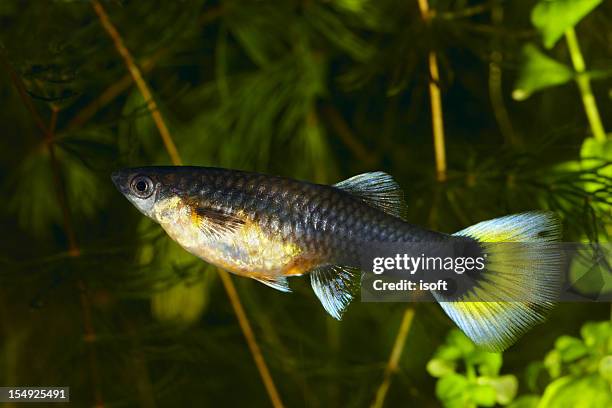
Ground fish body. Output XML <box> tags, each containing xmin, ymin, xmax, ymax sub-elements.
<box><xmin>112</xmin><ymin>166</ymin><xmax>562</xmax><ymax>351</ymax></box>
<box><xmin>113</xmin><ymin>167</ymin><xmax>445</xmax><ymax>280</ymax></box>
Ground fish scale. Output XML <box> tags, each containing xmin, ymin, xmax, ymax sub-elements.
<box><xmin>113</xmin><ymin>166</ymin><xmax>563</xmax><ymax>351</ymax></box>
<box><xmin>156</xmin><ymin>168</ymin><xmax>441</xmax><ymax>267</ymax></box>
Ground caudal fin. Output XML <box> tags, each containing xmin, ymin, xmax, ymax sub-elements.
<box><xmin>434</xmin><ymin>212</ymin><xmax>563</xmax><ymax>352</ymax></box>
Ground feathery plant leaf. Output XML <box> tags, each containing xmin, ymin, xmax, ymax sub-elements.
<box><xmin>7</xmin><ymin>148</ymin><xmax>62</xmax><ymax>235</ymax></box>
<box><xmin>151</xmin><ymin>269</ymin><xmax>216</xmax><ymax>326</ymax></box>
<box><xmin>7</xmin><ymin>139</ymin><xmax>107</xmax><ymax>236</ymax></box>
<box><xmin>0</xmin><ymin>1</ymin><xmax>610</xmax><ymax>406</ymax></box>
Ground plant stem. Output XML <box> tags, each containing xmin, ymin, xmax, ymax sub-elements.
<box><xmin>92</xmin><ymin>0</ymin><xmax>181</xmax><ymax>165</ymax></box>
<box><xmin>119</xmin><ymin>317</ymin><xmax>157</xmax><ymax>408</ymax></box>
<box><xmin>67</xmin><ymin>48</ymin><xmax>165</xmax><ymax>130</ymax></box>
<box><xmin>437</xmin><ymin>2</ymin><xmax>492</xmax><ymax>20</ymax></box>
<box><xmin>417</xmin><ymin>0</ymin><xmax>447</xmax><ymax>182</ymax></box>
<box><xmin>320</xmin><ymin>105</ymin><xmax>378</xmax><ymax>167</ymax></box>
<box><xmin>67</xmin><ymin>6</ymin><xmax>224</xmax><ymax>131</ymax></box>
<box><xmin>1</xmin><ymin>54</ymin><xmax>104</xmax><ymax>407</ymax></box>
<box><xmin>488</xmin><ymin>5</ymin><xmax>519</xmax><ymax>145</ymax></box>
<box><xmin>49</xmin><ymin>106</ymin><xmax>105</xmax><ymax>408</ymax></box>
<box><xmin>371</xmin><ymin>307</ymin><xmax>415</xmax><ymax>408</ymax></box>
<box><xmin>218</xmin><ymin>271</ymin><xmax>285</xmax><ymax>408</ymax></box>
<box><xmin>241</xmin><ymin>287</ymin><xmax>320</xmax><ymax>407</ymax></box>
<box><xmin>91</xmin><ymin>2</ymin><xmax>284</xmax><ymax>407</ymax></box>
<box><xmin>564</xmin><ymin>27</ymin><xmax>607</xmax><ymax>142</ymax></box>
<box><xmin>466</xmin><ymin>362</ymin><xmax>476</xmax><ymax>381</ymax></box>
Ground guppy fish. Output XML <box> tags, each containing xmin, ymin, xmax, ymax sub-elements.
<box><xmin>112</xmin><ymin>166</ymin><xmax>562</xmax><ymax>351</ymax></box>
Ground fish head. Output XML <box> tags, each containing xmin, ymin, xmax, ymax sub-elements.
<box><xmin>112</xmin><ymin>167</ymin><xmax>167</xmax><ymax>219</ymax></box>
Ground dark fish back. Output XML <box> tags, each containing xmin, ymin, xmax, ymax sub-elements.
<box><xmin>165</xmin><ymin>167</ymin><xmax>448</xmax><ymax>265</ymax></box>
<box><xmin>190</xmin><ymin>169</ymin><xmax>446</xmax><ymax>255</ymax></box>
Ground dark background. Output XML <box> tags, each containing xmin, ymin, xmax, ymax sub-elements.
<box><xmin>0</xmin><ymin>1</ymin><xmax>610</xmax><ymax>407</ymax></box>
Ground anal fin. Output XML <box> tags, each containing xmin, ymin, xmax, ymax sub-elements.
<box><xmin>254</xmin><ymin>275</ymin><xmax>292</xmax><ymax>293</ymax></box>
<box><xmin>310</xmin><ymin>265</ymin><xmax>360</xmax><ymax>320</ymax></box>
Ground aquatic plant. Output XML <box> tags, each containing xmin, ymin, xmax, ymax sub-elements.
<box><xmin>0</xmin><ymin>0</ymin><xmax>609</xmax><ymax>406</ymax></box>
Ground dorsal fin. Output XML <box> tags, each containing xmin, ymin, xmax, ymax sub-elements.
<box><xmin>310</xmin><ymin>265</ymin><xmax>360</xmax><ymax>320</ymax></box>
<box><xmin>254</xmin><ymin>275</ymin><xmax>292</xmax><ymax>293</ymax></box>
<box><xmin>334</xmin><ymin>172</ymin><xmax>406</xmax><ymax>219</ymax></box>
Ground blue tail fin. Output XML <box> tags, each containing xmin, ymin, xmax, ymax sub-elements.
<box><xmin>434</xmin><ymin>212</ymin><xmax>563</xmax><ymax>351</ymax></box>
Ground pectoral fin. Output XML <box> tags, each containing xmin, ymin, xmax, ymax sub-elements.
<box><xmin>192</xmin><ymin>205</ymin><xmax>245</xmax><ymax>238</ymax></box>
<box><xmin>310</xmin><ymin>265</ymin><xmax>360</xmax><ymax>320</ymax></box>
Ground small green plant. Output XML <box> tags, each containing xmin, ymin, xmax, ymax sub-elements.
<box><xmin>427</xmin><ymin>330</ymin><xmax>518</xmax><ymax>407</ymax></box>
<box><xmin>430</xmin><ymin>321</ymin><xmax>612</xmax><ymax>408</ymax></box>
<box><xmin>513</xmin><ymin>320</ymin><xmax>612</xmax><ymax>408</ymax></box>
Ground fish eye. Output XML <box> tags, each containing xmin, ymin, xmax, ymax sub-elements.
<box><xmin>130</xmin><ymin>175</ymin><xmax>154</xmax><ymax>198</ymax></box>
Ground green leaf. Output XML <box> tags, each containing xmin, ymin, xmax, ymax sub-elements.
<box><xmin>581</xmin><ymin>137</ymin><xmax>612</xmax><ymax>162</ymax></box>
<box><xmin>568</xmin><ymin>249</ymin><xmax>612</xmax><ymax>298</ymax></box>
<box><xmin>61</xmin><ymin>148</ymin><xmax>105</xmax><ymax>218</ymax></box>
<box><xmin>580</xmin><ymin>138</ymin><xmax>612</xmax><ymax>183</ymax></box>
<box><xmin>7</xmin><ymin>142</ymin><xmax>106</xmax><ymax>236</ymax></box>
<box><xmin>436</xmin><ymin>344</ymin><xmax>462</xmax><ymax>361</ymax></box>
<box><xmin>538</xmin><ymin>374</ymin><xmax>612</xmax><ymax>408</ymax></box>
<box><xmin>225</xmin><ymin>2</ymin><xmax>293</xmax><ymax>67</ymax></box>
<box><xmin>478</xmin><ymin>375</ymin><xmax>518</xmax><ymax>405</ymax></box>
<box><xmin>580</xmin><ymin>321</ymin><xmax>611</xmax><ymax>349</ymax></box>
<box><xmin>544</xmin><ymin>350</ymin><xmax>562</xmax><ymax>378</ymax></box>
<box><xmin>507</xmin><ymin>395</ymin><xmax>540</xmax><ymax>408</ymax></box>
<box><xmin>427</xmin><ymin>358</ymin><xmax>456</xmax><ymax>378</ymax></box>
<box><xmin>598</xmin><ymin>355</ymin><xmax>612</xmax><ymax>383</ymax></box>
<box><xmin>138</xmin><ymin>219</ymin><xmax>217</xmax><ymax>325</ymax></box>
<box><xmin>436</xmin><ymin>374</ymin><xmax>472</xmax><ymax>408</ymax></box>
<box><xmin>525</xmin><ymin>362</ymin><xmax>546</xmax><ymax>392</ymax></box>
<box><xmin>513</xmin><ymin>44</ymin><xmax>574</xmax><ymax>100</ymax></box>
<box><xmin>334</xmin><ymin>0</ymin><xmax>369</xmax><ymax>13</ymax></box>
<box><xmin>471</xmin><ymin>351</ymin><xmax>503</xmax><ymax>377</ymax></box>
<box><xmin>531</xmin><ymin>0</ymin><xmax>603</xmax><ymax>49</ymax></box>
<box><xmin>119</xmin><ymin>90</ymin><xmax>171</xmax><ymax>163</ymax></box>
<box><xmin>555</xmin><ymin>336</ymin><xmax>589</xmax><ymax>362</ymax></box>
<box><xmin>305</xmin><ymin>3</ymin><xmax>374</xmax><ymax>62</ymax></box>
<box><xmin>447</xmin><ymin>329</ymin><xmax>476</xmax><ymax>356</ymax></box>
<box><xmin>536</xmin><ymin>376</ymin><xmax>572</xmax><ymax>408</ymax></box>
<box><xmin>471</xmin><ymin>383</ymin><xmax>497</xmax><ymax>407</ymax></box>
<box><xmin>578</xmin><ymin>137</ymin><xmax>612</xmax><ymax>218</ymax></box>
<box><xmin>151</xmin><ymin>269</ymin><xmax>216</xmax><ymax>326</ymax></box>
<box><xmin>7</xmin><ymin>149</ymin><xmax>62</xmax><ymax>235</ymax></box>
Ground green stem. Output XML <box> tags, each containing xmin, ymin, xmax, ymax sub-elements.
<box><xmin>564</xmin><ymin>27</ymin><xmax>607</xmax><ymax>142</ymax></box>
<box><xmin>489</xmin><ymin>4</ymin><xmax>519</xmax><ymax>145</ymax></box>
<box><xmin>371</xmin><ymin>308</ymin><xmax>416</xmax><ymax>408</ymax></box>
<box><xmin>466</xmin><ymin>362</ymin><xmax>476</xmax><ymax>381</ymax></box>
